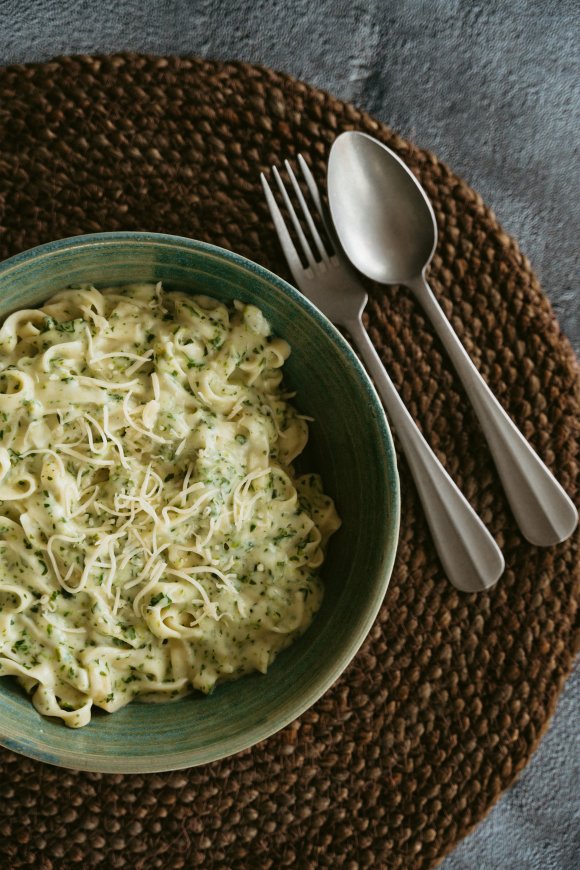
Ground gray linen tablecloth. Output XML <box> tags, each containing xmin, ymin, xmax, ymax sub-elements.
<box><xmin>1</xmin><ymin>1</ymin><xmax>578</xmax><ymax>867</ymax></box>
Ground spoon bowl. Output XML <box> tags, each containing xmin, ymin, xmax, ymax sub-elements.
<box><xmin>328</xmin><ymin>133</ymin><xmax>436</xmax><ymax>284</ymax></box>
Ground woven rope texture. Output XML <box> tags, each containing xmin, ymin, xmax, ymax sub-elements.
<box><xmin>0</xmin><ymin>55</ymin><xmax>578</xmax><ymax>869</ymax></box>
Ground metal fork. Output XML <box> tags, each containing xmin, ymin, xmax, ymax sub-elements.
<box><xmin>261</xmin><ymin>156</ymin><xmax>505</xmax><ymax>593</ymax></box>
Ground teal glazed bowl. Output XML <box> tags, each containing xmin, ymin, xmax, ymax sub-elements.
<box><xmin>0</xmin><ymin>233</ymin><xmax>399</xmax><ymax>772</ymax></box>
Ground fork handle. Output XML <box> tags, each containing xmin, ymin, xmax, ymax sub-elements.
<box><xmin>345</xmin><ymin>317</ymin><xmax>504</xmax><ymax>592</ymax></box>
<box><xmin>408</xmin><ymin>273</ymin><xmax>578</xmax><ymax>546</ymax></box>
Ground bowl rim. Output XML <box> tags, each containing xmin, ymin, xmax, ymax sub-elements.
<box><xmin>0</xmin><ymin>231</ymin><xmax>400</xmax><ymax>772</ymax></box>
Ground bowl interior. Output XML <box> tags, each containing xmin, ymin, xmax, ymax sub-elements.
<box><xmin>0</xmin><ymin>233</ymin><xmax>399</xmax><ymax>772</ymax></box>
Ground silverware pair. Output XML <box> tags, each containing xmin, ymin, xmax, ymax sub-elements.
<box><xmin>261</xmin><ymin>147</ymin><xmax>577</xmax><ymax>593</ymax></box>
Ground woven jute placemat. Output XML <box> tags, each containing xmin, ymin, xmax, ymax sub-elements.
<box><xmin>0</xmin><ymin>54</ymin><xmax>578</xmax><ymax>869</ymax></box>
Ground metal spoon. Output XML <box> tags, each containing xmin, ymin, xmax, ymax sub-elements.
<box><xmin>328</xmin><ymin>131</ymin><xmax>578</xmax><ymax>546</ymax></box>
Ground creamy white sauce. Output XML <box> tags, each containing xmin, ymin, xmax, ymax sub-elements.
<box><xmin>0</xmin><ymin>283</ymin><xmax>340</xmax><ymax>727</ymax></box>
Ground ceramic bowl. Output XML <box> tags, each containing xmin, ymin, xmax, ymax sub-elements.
<box><xmin>0</xmin><ymin>232</ymin><xmax>399</xmax><ymax>772</ymax></box>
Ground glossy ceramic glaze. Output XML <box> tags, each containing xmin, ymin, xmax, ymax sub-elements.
<box><xmin>0</xmin><ymin>233</ymin><xmax>399</xmax><ymax>772</ymax></box>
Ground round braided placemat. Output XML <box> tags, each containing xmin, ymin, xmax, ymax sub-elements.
<box><xmin>0</xmin><ymin>54</ymin><xmax>578</xmax><ymax>869</ymax></box>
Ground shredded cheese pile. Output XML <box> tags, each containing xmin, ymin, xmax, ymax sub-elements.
<box><xmin>0</xmin><ymin>283</ymin><xmax>340</xmax><ymax>726</ymax></box>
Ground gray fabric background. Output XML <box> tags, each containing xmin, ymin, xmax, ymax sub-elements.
<box><xmin>1</xmin><ymin>1</ymin><xmax>578</xmax><ymax>866</ymax></box>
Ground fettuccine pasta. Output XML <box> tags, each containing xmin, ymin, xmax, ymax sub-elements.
<box><xmin>0</xmin><ymin>283</ymin><xmax>340</xmax><ymax>727</ymax></box>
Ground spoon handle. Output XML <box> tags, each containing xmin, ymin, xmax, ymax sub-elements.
<box><xmin>407</xmin><ymin>274</ymin><xmax>578</xmax><ymax>546</ymax></box>
<box><xmin>345</xmin><ymin>316</ymin><xmax>504</xmax><ymax>592</ymax></box>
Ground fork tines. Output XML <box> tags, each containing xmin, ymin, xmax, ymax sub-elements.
<box><xmin>261</xmin><ymin>155</ymin><xmax>333</xmax><ymax>279</ymax></box>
